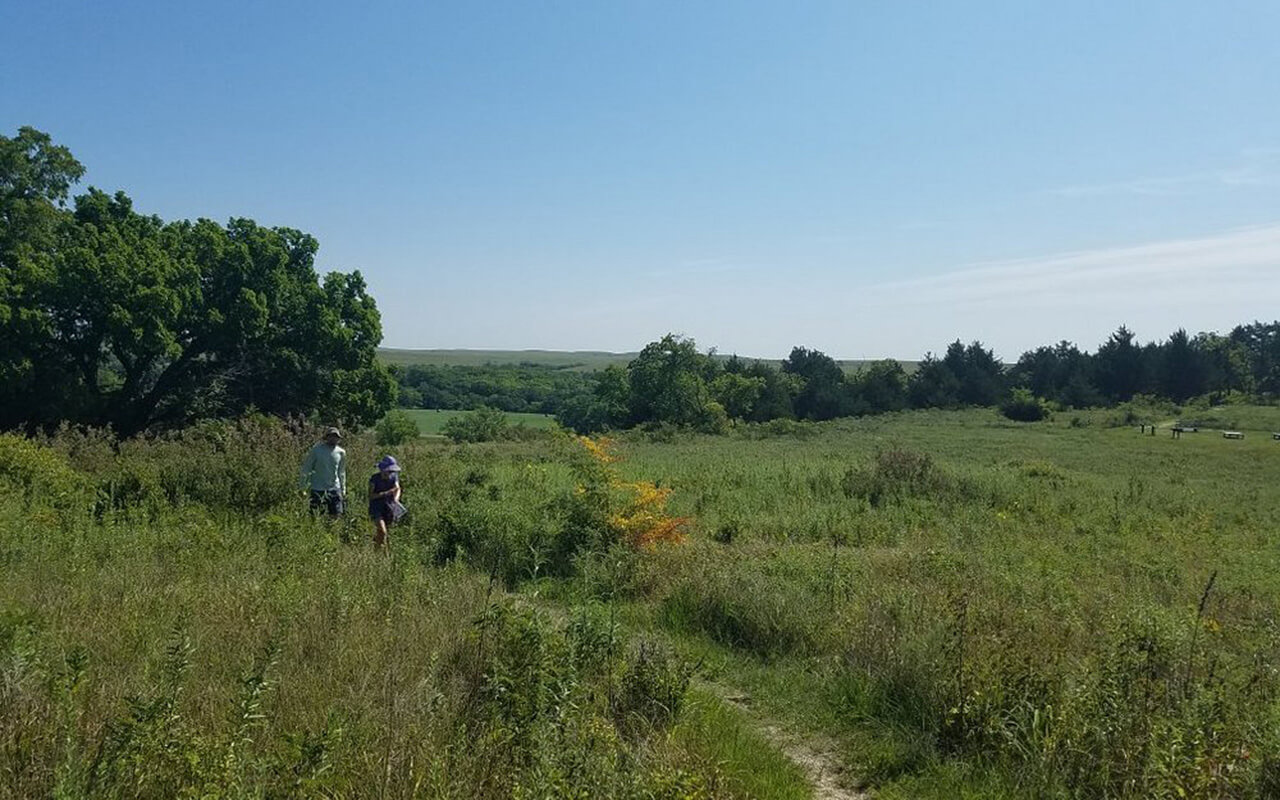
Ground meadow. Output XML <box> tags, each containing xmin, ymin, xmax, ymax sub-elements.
<box><xmin>2</xmin><ymin>405</ymin><xmax>1279</xmax><ymax>798</ymax></box>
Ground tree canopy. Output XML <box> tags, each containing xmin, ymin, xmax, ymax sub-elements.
<box><xmin>0</xmin><ymin>127</ymin><xmax>394</xmax><ymax>435</ymax></box>
<box><xmin>543</xmin><ymin>321</ymin><xmax>1280</xmax><ymax>434</ymax></box>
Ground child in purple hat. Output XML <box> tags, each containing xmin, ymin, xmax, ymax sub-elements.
<box><xmin>368</xmin><ymin>455</ymin><xmax>403</xmax><ymax>548</ymax></box>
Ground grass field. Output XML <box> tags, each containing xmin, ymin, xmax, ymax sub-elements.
<box><xmin>398</xmin><ymin>407</ymin><xmax>559</xmax><ymax>435</ymax></box>
<box><xmin>3</xmin><ymin>404</ymin><xmax>1279</xmax><ymax>797</ymax></box>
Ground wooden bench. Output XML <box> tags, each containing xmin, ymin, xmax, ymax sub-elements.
<box><xmin>1223</xmin><ymin>431</ymin><xmax>1244</xmax><ymax>440</ymax></box>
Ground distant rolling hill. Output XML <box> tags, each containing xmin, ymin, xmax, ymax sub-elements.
<box><xmin>378</xmin><ymin>348</ymin><xmax>916</xmax><ymax>374</ymax></box>
<box><xmin>377</xmin><ymin>348</ymin><xmax>636</xmax><ymax>371</ymax></box>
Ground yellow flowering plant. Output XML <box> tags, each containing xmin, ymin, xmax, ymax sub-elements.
<box><xmin>570</xmin><ymin>436</ymin><xmax>687</xmax><ymax>550</ymax></box>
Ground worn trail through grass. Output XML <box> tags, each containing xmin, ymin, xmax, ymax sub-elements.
<box><xmin>715</xmin><ymin>687</ymin><xmax>866</xmax><ymax>800</ymax></box>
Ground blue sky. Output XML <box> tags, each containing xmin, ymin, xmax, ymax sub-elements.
<box><xmin>4</xmin><ymin>1</ymin><xmax>1279</xmax><ymax>359</ymax></box>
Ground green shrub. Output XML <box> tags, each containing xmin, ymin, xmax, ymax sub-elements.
<box><xmin>843</xmin><ymin>448</ymin><xmax>966</xmax><ymax>508</ymax></box>
<box><xmin>0</xmin><ymin>434</ymin><xmax>87</xmax><ymax>508</ymax></box>
<box><xmin>33</xmin><ymin>415</ymin><xmax>309</xmax><ymax>516</ymax></box>
<box><xmin>442</xmin><ymin>406</ymin><xmax>509</xmax><ymax>443</ymax></box>
<box><xmin>375</xmin><ymin>409</ymin><xmax>420</xmax><ymax>445</ymax></box>
<box><xmin>713</xmin><ymin>519</ymin><xmax>740</xmax><ymax>544</ymax></box>
<box><xmin>1000</xmin><ymin>388</ymin><xmax>1049</xmax><ymax>422</ymax></box>
<box><xmin>614</xmin><ymin>640</ymin><xmax>695</xmax><ymax>735</ymax></box>
<box><xmin>434</xmin><ymin>484</ymin><xmax>562</xmax><ymax>586</ymax></box>
<box><xmin>555</xmin><ymin>395</ymin><xmax>615</xmax><ymax>435</ymax></box>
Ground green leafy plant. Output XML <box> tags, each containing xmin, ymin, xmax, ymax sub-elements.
<box><xmin>442</xmin><ymin>406</ymin><xmax>510</xmax><ymax>443</ymax></box>
<box><xmin>1000</xmin><ymin>388</ymin><xmax>1050</xmax><ymax>421</ymax></box>
<box><xmin>375</xmin><ymin>409</ymin><xmax>420</xmax><ymax>445</ymax></box>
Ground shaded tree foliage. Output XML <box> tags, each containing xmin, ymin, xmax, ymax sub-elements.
<box><xmin>627</xmin><ymin>334</ymin><xmax>724</xmax><ymax>430</ymax></box>
<box><xmin>1229</xmin><ymin>321</ymin><xmax>1280</xmax><ymax>395</ymax></box>
<box><xmin>782</xmin><ymin>346</ymin><xmax>846</xmax><ymax>421</ymax></box>
<box><xmin>0</xmin><ymin>127</ymin><xmax>394</xmax><ymax>435</ymax></box>
<box><xmin>710</xmin><ymin>372</ymin><xmax>765</xmax><ymax>420</ymax></box>
<box><xmin>1009</xmin><ymin>341</ymin><xmax>1099</xmax><ymax>408</ymax></box>
<box><xmin>943</xmin><ymin>340</ymin><xmax>1006</xmax><ymax>406</ymax></box>
<box><xmin>394</xmin><ymin>362</ymin><xmax>591</xmax><ymax>413</ymax></box>
<box><xmin>851</xmin><ymin>359</ymin><xmax>909</xmax><ymax>414</ymax></box>
<box><xmin>1158</xmin><ymin>328</ymin><xmax>1204</xmax><ymax>403</ymax></box>
<box><xmin>744</xmin><ymin>362</ymin><xmax>799</xmax><ymax>422</ymax></box>
<box><xmin>555</xmin><ymin>365</ymin><xmax>630</xmax><ymax>434</ymax></box>
<box><xmin>908</xmin><ymin>354</ymin><xmax>961</xmax><ymax>409</ymax></box>
<box><xmin>1094</xmin><ymin>326</ymin><xmax>1145</xmax><ymax>402</ymax></box>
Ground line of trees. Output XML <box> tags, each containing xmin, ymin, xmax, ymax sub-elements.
<box><xmin>555</xmin><ymin>325</ymin><xmax>1280</xmax><ymax>434</ymax></box>
<box><xmin>9</xmin><ymin>125</ymin><xmax>1276</xmax><ymax>438</ymax></box>
<box><xmin>391</xmin><ymin>363</ymin><xmax>592</xmax><ymax>414</ymax></box>
<box><xmin>1</xmin><ymin>127</ymin><xmax>395</xmax><ymax>436</ymax></box>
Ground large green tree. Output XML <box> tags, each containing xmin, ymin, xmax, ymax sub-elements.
<box><xmin>0</xmin><ymin>127</ymin><xmax>394</xmax><ymax>434</ymax></box>
<box><xmin>1093</xmin><ymin>326</ymin><xmax>1145</xmax><ymax>402</ymax></box>
<box><xmin>1157</xmin><ymin>328</ymin><xmax>1205</xmax><ymax>403</ymax></box>
<box><xmin>908</xmin><ymin>353</ymin><xmax>961</xmax><ymax>408</ymax></box>
<box><xmin>1229</xmin><ymin>322</ymin><xmax>1280</xmax><ymax>396</ymax></box>
<box><xmin>626</xmin><ymin>334</ymin><xmax>724</xmax><ymax>429</ymax></box>
<box><xmin>852</xmin><ymin>359</ymin><xmax>909</xmax><ymax>413</ymax></box>
<box><xmin>0</xmin><ymin>127</ymin><xmax>85</xmax><ymax>417</ymax></box>
<box><xmin>782</xmin><ymin>346</ymin><xmax>845</xmax><ymax>420</ymax></box>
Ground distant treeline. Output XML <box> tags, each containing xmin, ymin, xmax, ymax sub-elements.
<box><xmin>391</xmin><ymin>363</ymin><xmax>591</xmax><ymax>414</ymax></box>
<box><xmin>394</xmin><ymin>322</ymin><xmax>1280</xmax><ymax>434</ymax></box>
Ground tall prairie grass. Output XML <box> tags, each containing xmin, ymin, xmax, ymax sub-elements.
<box><xmin>4</xmin><ymin>405</ymin><xmax>1280</xmax><ymax>798</ymax></box>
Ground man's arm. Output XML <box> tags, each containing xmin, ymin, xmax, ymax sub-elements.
<box><xmin>337</xmin><ymin>450</ymin><xmax>347</xmax><ymax>497</ymax></box>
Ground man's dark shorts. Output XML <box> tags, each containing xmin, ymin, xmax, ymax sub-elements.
<box><xmin>310</xmin><ymin>490</ymin><xmax>345</xmax><ymax>517</ymax></box>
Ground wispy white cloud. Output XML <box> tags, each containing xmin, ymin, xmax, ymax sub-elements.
<box><xmin>800</xmin><ymin>222</ymin><xmax>1280</xmax><ymax>357</ymax></box>
<box><xmin>862</xmin><ymin>222</ymin><xmax>1280</xmax><ymax>306</ymax></box>
<box><xmin>1049</xmin><ymin>149</ymin><xmax>1280</xmax><ymax>198</ymax></box>
<box><xmin>384</xmin><ymin>220</ymin><xmax>1280</xmax><ymax>360</ymax></box>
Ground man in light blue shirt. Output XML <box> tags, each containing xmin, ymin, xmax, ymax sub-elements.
<box><xmin>300</xmin><ymin>426</ymin><xmax>347</xmax><ymax>516</ymax></box>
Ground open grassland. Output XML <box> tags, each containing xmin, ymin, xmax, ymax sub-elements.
<box><xmin>2</xmin><ymin>405</ymin><xmax>1279</xmax><ymax>798</ymax></box>
<box><xmin>619</xmin><ymin>407</ymin><xmax>1280</xmax><ymax>795</ymax></box>
<box><xmin>398</xmin><ymin>407</ymin><xmax>559</xmax><ymax>436</ymax></box>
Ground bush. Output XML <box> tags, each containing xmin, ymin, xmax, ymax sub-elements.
<box><xmin>556</xmin><ymin>395</ymin><xmax>614</xmax><ymax>435</ymax></box>
<box><xmin>434</xmin><ymin>481</ymin><xmax>563</xmax><ymax>586</ymax></box>
<box><xmin>0</xmin><ymin>434</ymin><xmax>87</xmax><ymax>508</ymax></box>
<box><xmin>838</xmin><ymin>447</ymin><xmax>997</xmax><ymax>512</ymax></box>
<box><xmin>375</xmin><ymin>410</ymin><xmax>420</xmax><ymax>445</ymax></box>
<box><xmin>1000</xmin><ymin>388</ymin><xmax>1050</xmax><ymax>422</ymax></box>
<box><xmin>614</xmin><ymin>640</ymin><xmax>695</xmax><ymax>734</ymax></box>
<box><xmin>442</xmin><ymin>406</ymin><xmax>509</xmax><ymax>443</ymax></box>
<box><xmin>34</xmin><ymin>415</ymin><xmax>308</xmax><ymax>515</ymax></box>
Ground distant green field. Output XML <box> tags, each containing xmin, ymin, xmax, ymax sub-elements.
<box><xmin>397</xmin><ymin>407</ymin><xmax>559</xmax><ymax>435</ymax></box>
<box><xmin>378</xmin><ymin>347</ymin><xmax>915</xmax><ymax>374</ymax></box>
